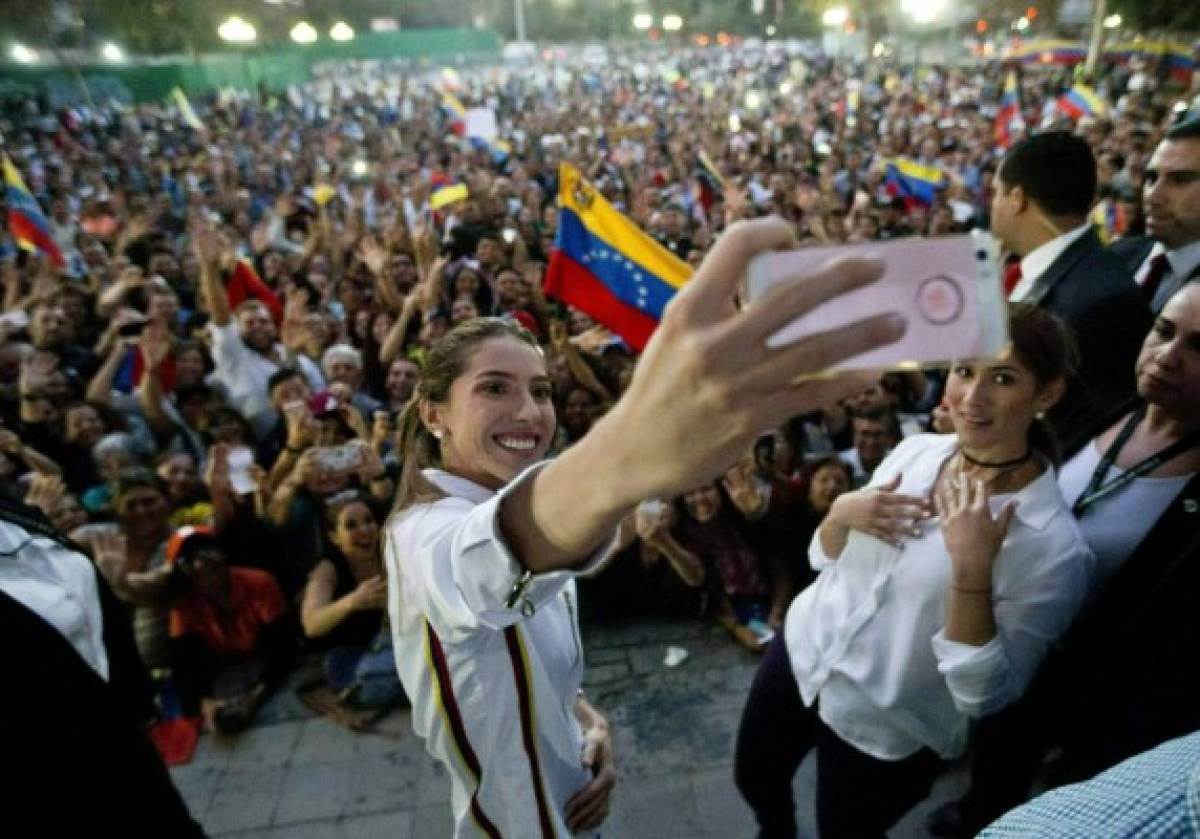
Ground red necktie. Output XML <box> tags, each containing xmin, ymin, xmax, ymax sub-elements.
<box><xmin>1003</xmin><ymin>261</ymin><xmax>1023</xmax><ymax>297</ymax></box>
<box><xmin>1140</xmin><ymin>253</ymin><xmax>1170</xmax><ymax>302</ymax></box>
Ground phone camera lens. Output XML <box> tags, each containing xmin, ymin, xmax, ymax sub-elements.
<box><xmin>975</xmin><ymin>250</ymin><xmax>988</xmax><ymax>260</ymax></box>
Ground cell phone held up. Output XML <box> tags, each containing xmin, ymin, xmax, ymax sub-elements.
<box><xmin>745</xmin><ymin>232</ymin><xmax>1008</xmax><ymax>372</ymax></box>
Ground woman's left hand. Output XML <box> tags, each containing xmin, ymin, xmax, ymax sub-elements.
<box><xmin>564</xmin><ymin>714</ymin><xmax>616</xmax><ymax>832</ymax></box>
<box><xmin>935</xmin><ymin>475</ymin><xmax>1017</xmax><ymax>590</ymax></box>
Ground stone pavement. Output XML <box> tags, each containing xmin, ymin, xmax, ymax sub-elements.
<box><xmin>171</xmin><ymin>616</ymin><xmax>967</xmax><ymax>837</ymax></box>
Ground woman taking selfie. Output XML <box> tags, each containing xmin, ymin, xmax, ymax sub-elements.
<box><xmin>384</xmin><ymin>219</ymin><xmax>906</xmax><ymax>837</ymax></box>
<box><xmin>734</xmin><ymin>304</ymin><xmax>1095</xmax><ymax>838</ymax></box>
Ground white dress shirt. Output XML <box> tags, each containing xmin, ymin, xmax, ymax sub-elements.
<box><xmin>1009</xmin><ymin>222</ymin><xmax>1093</xmax><ymax>302</ymax></box>
<box><xmin>385</xmin><ymin>463</ymin><xmax>615</xmax><ymax>838</ymax></box>
<box><xmin>0</xmin><ymin>520</ymin><xmax>109</xmax><ymax>681</ymax></box>
<box><xmin>1134</xmin><ymin>240</ymin><xmax>1200</xmax><ymax>292</ymax></box>
<box><xmin>785</xmin><ymin>434</ymin><xmax>1093</xmax><ymax>761</ymax></box>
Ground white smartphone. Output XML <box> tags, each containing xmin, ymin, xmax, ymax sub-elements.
<box><xmin>226</xmin><ymin>446</ymin><xmax>257</xmax><ymax>495</ymax></box>
<box><xmin>745</xmin><ymin>231</ymin><xmax>1008</xmax><ymax>371</ymax></box>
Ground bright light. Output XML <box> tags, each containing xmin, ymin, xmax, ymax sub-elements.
<box><xmin>745</xmin><ymin>91</ymin><xmax>762</xmax><ymax>109</ymax></box>
<box><xmin>100</xmin><ymin>42</ymin><xmax>125</xmax><ymax>62</ymax></box>
<box><xmin>217</xmin><ymin>16</ymin><xmax>257</xmax><ymax>43</ymax></box>
<box><xmin>779</xmin><ymin>80</ymin><xmax>793</xmax><ymax>95</ymax></box>
<box><xmin>10</xmin><ymin>43</ymin><xmax>38</xmax><ymax>63</ymax></box>
<box><xmin>290</xmin><ymin>22</ymin><xmax>318</xmax><ymax>44</ymax></box>
<box><xmin>1014</xmin><ymin>16</ymin><xmax>1030</xmax><ymax>30</ymax></box>
<box><xmin>766</xmin><ymin>24</ymin><xmax>777</xmax><ymax>36</ymax></box>
<box><xmin>329</xmin><ymin>21</ymin><xmax>354</xmax><ymax>42</ymax></box>
<box><xmin>729</xmin><ymin>114</ymin><xmax>742</xmax><ymax>132</ymax></box>
<box><xmin>662</xmin><ymin>14</ymin><xmax>683</xmax><ymax>32</ymax></box>
<box><xmin>351</xmin><ymin>160</ymin><xmax>369</xmax><ymax>177</ymax></box>
<box><xmin>1103</xmin><ymin>13</ymin><xmax>1122</xmax><ymax>29</ymax></box>
<box><xmin>872</xmin><ymin>41</ymin><xmax>887</xmax><ymax>58</ymax></box>
<box><xmin>901</xmin><ymin>0</ymin><xmax>948</xmax><ymax>25</ymax></box>
<box><xmin>633</xmin><ymin>12</ymin><xmax>654</xmax><ymax>30</ymax></box>
<box><xmin>822</xmin><ymin>7</ymin><xmax>849</xmax><ymax>27</ymax></box>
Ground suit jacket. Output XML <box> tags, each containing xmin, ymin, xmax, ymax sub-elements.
<box><xmin>1056</xmin><ymin>468</ymin><xmax>1200</xmax><ymax>778</ymax></box>
<box><xmin>0</xmin><ymin>500</ymin><xmax>205</xmax><ymax>837</ymax></box>
<box><xmin>1024</xmin><ymin>228</ymin><xmax>1151</xmax><ymax>455</ymax></box>
<box><xmin>1110</xmin><ymin>234</ymin><xmax>1200</xmax><ymax>313</ymax></box>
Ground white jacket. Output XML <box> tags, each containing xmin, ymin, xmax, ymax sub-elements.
<box><xmin>385</xmin><ymin>464</ymin><xmax>611</xmax><ymax>838</ymax></box>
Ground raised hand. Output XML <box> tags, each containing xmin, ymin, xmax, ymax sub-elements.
<box><xmin>827</xmin><ymin>474</ymin><xmax>933</xmax><ymax>548</ymax></box>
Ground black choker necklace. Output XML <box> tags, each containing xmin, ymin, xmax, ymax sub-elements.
<box><xmin>960</xmin><ymin>449</ymin><xmax>1032</xmax><ymax>469</ymax></box>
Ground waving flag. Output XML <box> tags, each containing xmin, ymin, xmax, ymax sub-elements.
<box><xmin>3</xmin><ymin>153</ymin><xmax>64</xmax><ymax>268</ymax></box>
<box><xmin>1012</xmin><ymin>39</ymin><xmax>1087</xmax><ymax>66</ymax></box>
<box><xmin>170</xmin><ymin>87</ymin><xmax>204</xmax><ymax>132</ymax></box>
<box><xmin>545</xmin><ymin>163</ymin><xmax>692</xmax><ymax>351</ymax></box>
<box><xmin>884</xmin><ymin>158</ymin><xmax>946</xmax><ymax>206</ymax></box>
<box><xmin>1057</xmin><ymin>84</ymin><xmax>1108</xmax><ymax>120</ymax></box>
<box><xmin>995</xmin><ymin>72</ymin><xmax>1024</xmax><ymax>151</ymax></box>
<box><xmin>440</xmin><ymin>92</ymin><xmax>467</xmax><ymax>137</ymax></box>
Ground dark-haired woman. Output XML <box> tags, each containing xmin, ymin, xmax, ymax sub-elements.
<box><xmin>734</xmin><ymin>304</ymin><xmax>1095</xmax><ymax>838</ymax></box>
<box><xmin>301</xmin><ymin>491</ymin><xmax>403</xmax><ymax>717</ymax></box>
<box><xmin>383</xmin><ymin>219</ymin><xmax>909</xmax><ymax>837</ymax></box>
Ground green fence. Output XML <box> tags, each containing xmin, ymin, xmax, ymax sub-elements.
<box><xmin>0</xmin><ymin>28</ymin><xmax>501</xmax><ymax>107</ymax></box>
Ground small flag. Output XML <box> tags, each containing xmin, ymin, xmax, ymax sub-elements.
<box><xmin>171</xmin><ymin>87</ymin><xmax>204</xmax><ymax>132</ymax></box>
<box><xmin>430</xmin><ymin>183</ymin><xmax>469</xmax><ymax>210</ymax></box>
<box><xmin>1057</xmin><ymin>84</ymin><xmax>1108</xmax><ymax>120</ymax></box>
<box><xmin>995</xmin><ymin>71</ymin><xmax>1024</xmax><ymax>150</ymax></box>
<box><xmin>440</xmin><ymin>92</ymin><xmax>467</xmax><ymax>137</ymax></box>
<box><xmin>884</xmin><ymin>157</ymin><xmax>946</xmax><ymax>206</ymax></box>
<box><xmin>544</xmin><ymin>163</ymin><xmax>693</xmax><ymax>351</ymax></box>
<box><xmin>3</xmin><ymin>153</ymin><xmax>64</xmax><ymax>268</ymax></box>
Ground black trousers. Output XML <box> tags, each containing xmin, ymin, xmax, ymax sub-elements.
<box><xmin>735</xmin><ymin>635</ymin><xmax>941</xmax><ymax>839</ymax></box>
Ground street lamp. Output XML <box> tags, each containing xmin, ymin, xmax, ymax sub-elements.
<box><xmin>290</xmin><ymin>22</ymin><xmax>318</xmax><ymax>44</ymax></box>
<box><xmin>821</xmin><ymin>7</ymin><xmax>849</xmax><ymax>27</ymax></box>
<box><xmin>217</xmin><ymin>16</ymin><xmax>257</xmax><ymax>43</ymax></box>
<box><xmin>662</xmin><ymin>14</ymin><xmax>683</xmax><ymax>32</ymax></box>
<box><xmin>633</xmin><ymin>12</ymin><xmax>654</xmax><ymax>31</ymax></box>
<box><xmin>101</xmin><ymin>42</ymin><xmax>125</xmax><ymax>62</ymax></box>
<box><xmin>10</xmin><ymin>43</ymin><xmax>39</xmax><ymax>63</ymax></box>
<box><xmin>329</xmin><ymin>21</ymin><xmax>354</xmax><ymax>42</ymax></box>
<box><xmin>1103</xmin><ymin>13</ymin><xmax>1122</xmax><ymax>29</ymax></box>
<box><xmin>902</xmin><ymin>0</ymin><xmax>948</xmax><ymax>26</ymax></box>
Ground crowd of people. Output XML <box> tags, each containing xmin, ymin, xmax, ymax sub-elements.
<box><xmin>2</xmin><ymin>38</ymin><xmax>1199</xmax><ymax>836</ymax></box>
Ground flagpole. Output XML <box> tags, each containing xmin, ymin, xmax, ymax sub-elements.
<box><xmin>1085</xmin><ymin>0</ymin><xmax>1107</xmax><ymax>79</ymax></box>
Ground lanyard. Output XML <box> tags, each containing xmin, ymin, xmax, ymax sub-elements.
<box><xmin>1072</xmin><ymin>404</ymin><xmax>1200</xmax><ymax>516</ymax></box>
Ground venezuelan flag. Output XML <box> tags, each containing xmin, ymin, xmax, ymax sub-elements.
<box><xmin>995</xmin><ymin>72</ymin><xmax>1023</xmax><ymax>150</ymax></box>
<box><xmin>1057</xmin><ymin>84</ymin><xmax>1108</xmax><ymax>120</ymax></box>
<box><xmin>1012</xmin><ymin>39</ymin><xmax>1086</xmax><ymax>66</ymax></box>
<box><xmin>3</xmin><ymin>153</ymin><xmax>64</xmax><ymax>268</ymax></box>
<box><xmin>884</xmin><ymin>157</ymin><xmax>946</xmax><ymax>206</ymax></box>
<box><xmin>544</xmin><ymin>163</ymin><xmax>692</xmax><ymax>351</ymax></box>
<box><xmin>440</xmin><ymin>91</ymin><xmax>467</xmax><ymax>136</ymax></box>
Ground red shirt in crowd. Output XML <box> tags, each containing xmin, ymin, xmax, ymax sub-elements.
<box><xmin>169</xmin><ymin>567</ymin><xmax>285</xmax><ymax>657</ymax></box>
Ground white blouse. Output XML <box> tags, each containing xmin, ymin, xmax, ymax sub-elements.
<box><xmin>385</xmin><ymin>463</ymin><xmax>614</xmax><ymax>839</ymax></box>
<box><xmin>785</xmin><ymin>434</ymin><xmax>1094</xmax><ymax>761</ymax></box>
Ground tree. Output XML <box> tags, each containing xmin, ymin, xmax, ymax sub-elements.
<box><xmin>1108</xmin><ymin>0</ymin><xmax>1200</xmax><ymax>33</ymax></box>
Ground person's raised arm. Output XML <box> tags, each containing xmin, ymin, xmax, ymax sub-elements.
<box><xmin>85</xmin><ymin>337</ymin><xmax>134</xmax><ymax>407</ymax></box>
<box><xmin>193</xmin><ymin>224</ymin><xmax>231</xmax><ymax>327</ymax></box>
<box><xmin>498</xmin><ymin>219</ymin><xmax>906</xmax><ymax>573</ymax></box>
<box><xmin>301</xmin><ymin>560</ymin><xmax>387</xmax><ymax>639</ymax></box>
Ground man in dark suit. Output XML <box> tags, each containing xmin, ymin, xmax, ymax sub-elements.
<box><xmin>1109</xmin><ymin>116</ymin><xmax>1200</xmax><ymax>313</ymax></box>
<box><xmin>0</xmin><ymin>495</ymin><xmax>206</xmax><ymax>837</ymax></box>
<box><xmin>989</xmin><ymin>131</ymin><xmax>1151</xmax><ymax>453</ymax></box>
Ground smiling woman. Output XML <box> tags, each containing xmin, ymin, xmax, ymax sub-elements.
<box><xmin>382</xmin><ymin>218</ymin><xmax>911</xmax><ymax>837</ymax></box>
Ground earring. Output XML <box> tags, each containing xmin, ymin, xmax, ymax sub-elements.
<box><xmin>432</xmin><ymin>429</ymin><xmax>443</xmax><ymax>440</ymax></box>
<box><xmin>1035</xmin><ymin>412</ymin><xmax>1046</xmax><ymax>420</ymax></box>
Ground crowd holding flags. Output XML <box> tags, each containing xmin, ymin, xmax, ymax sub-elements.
<box><xmin>545</xmin><ymin>163</ymin><xmax>692</xmax><ymax>351</ymax></box>
<box><xmin>3</xmin><ymin>153</ymin><xmax>64</xmax><ymax>268</ymax></box>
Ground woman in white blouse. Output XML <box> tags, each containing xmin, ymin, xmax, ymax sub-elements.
<box><xmin>734</xmin><ymin>303</ymin><xmax>1095</xmax><ymax>838</ymax></box>
<box><xmin>383</xmin><ymin>219</ymin><xmax>907</xmax><ymax>837</ymax></box>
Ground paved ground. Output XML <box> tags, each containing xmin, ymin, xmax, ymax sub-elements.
<box><xmin>171</xmin><ymin>616</ymin><xmax>968</xmax><ymax>837</ymax></box>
